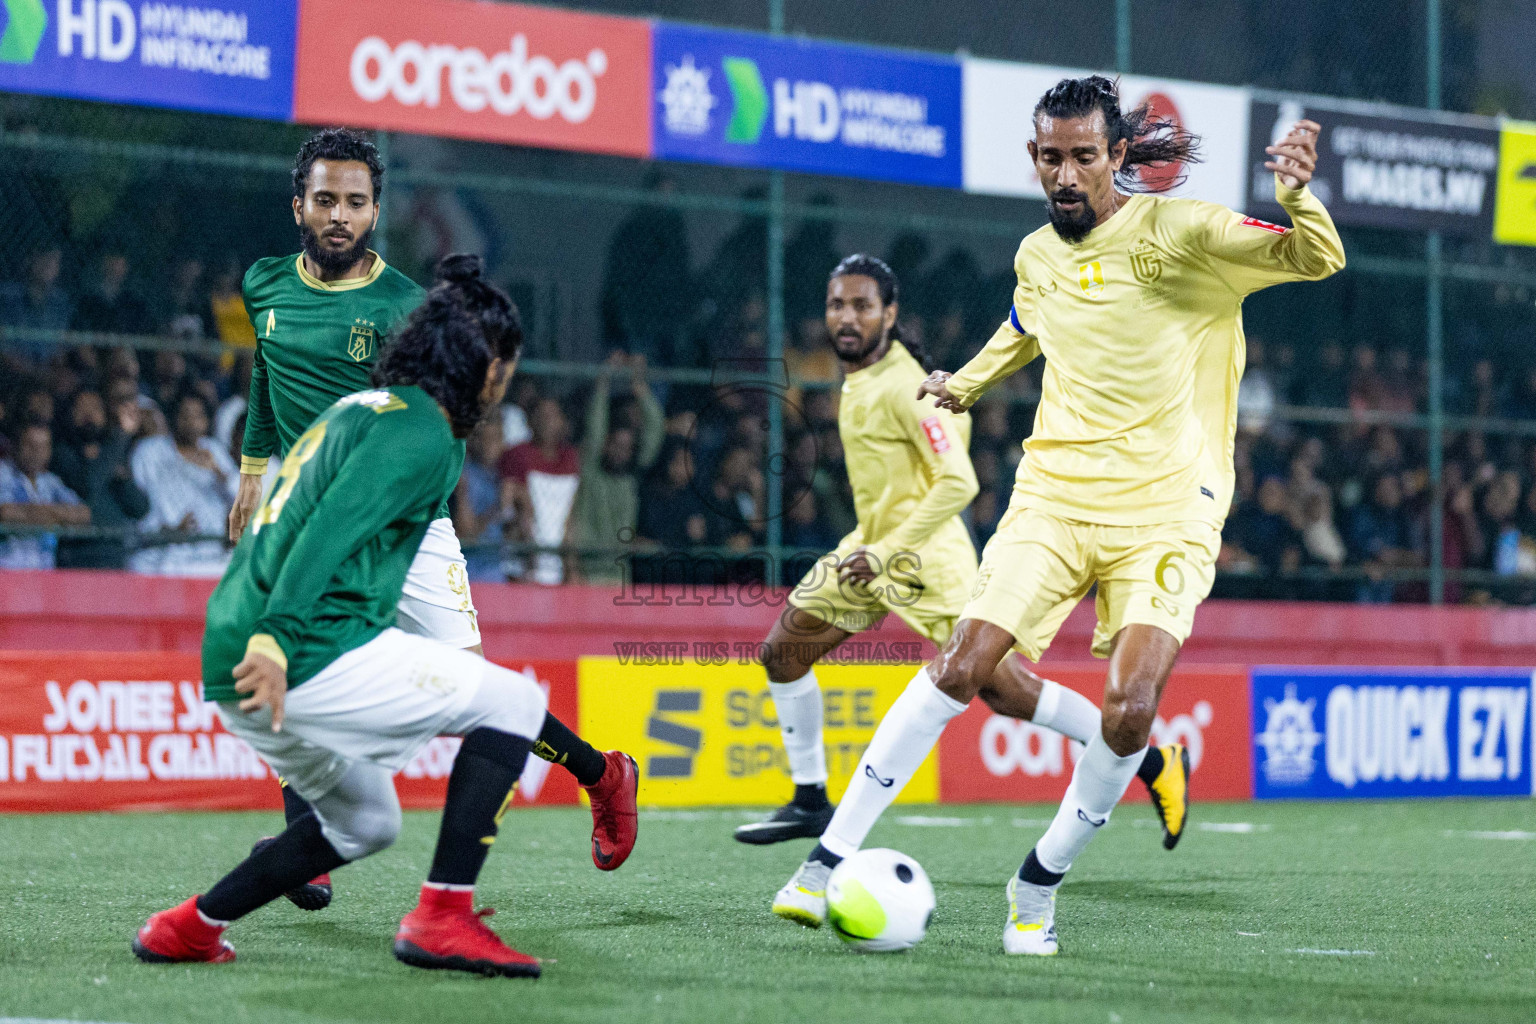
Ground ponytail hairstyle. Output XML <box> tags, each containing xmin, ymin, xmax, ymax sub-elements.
<box><xmin>372</xmin><ymin>253</ymin><xmax>524</xmax><ymax>438</ymax></box>
<box><xmin>1034</xmin><ymin>75</ymin><xmax>1203</xmax><ymax>193</ymax></box>
<box><xmin>828</xmin><ymin>253</ymin><xmax>937</xmax><ymax>372</ymax></box>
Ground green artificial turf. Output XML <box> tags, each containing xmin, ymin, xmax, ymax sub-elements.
<box><xmin>0</xmin><ymin>800</ymin><xmax>1532</xmax><ymax>1024</ymax></box>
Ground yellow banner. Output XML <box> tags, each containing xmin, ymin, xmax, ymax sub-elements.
<box><xmin>1494</xmin><ymin>121</ymin><xmax>1536</xmax><ymax>247</ymax></box>
<box><xmin>577</xmin><ymin>659</ymin><xmax>938</xmax><ymax>807</ymax></box>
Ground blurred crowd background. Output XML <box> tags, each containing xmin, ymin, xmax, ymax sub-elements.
<box><xmin>3</xmin><ymin>0</ymin><xmax>1536</xmax><ymax>604</ymax></box>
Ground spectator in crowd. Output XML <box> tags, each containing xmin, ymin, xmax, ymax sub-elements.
<box><xmin>1297</xmin><ymin>489</ymin><xmax>1346</xmax><ymax>571</ymax></box>
<box><xmin>1480</xmin><ymin>470</ymin><xmax>1527</xmax><ymax>576</ymax></box>
<box><xmin>51</xmin><ymin>389</ymin><xmax>149</xmax><ymax>568</ymax></box>
<box><xmin>128</xmin><ymin>391</ymin><xmax>237</xmax><ymax>577</ymax></box>
<box><xmin>159</xmin><ymin>256</ymin><xmax>210</xmax><ymax>340</ymax></box>
<box><xmin>0</xmin><ymin>246</ymin><xmax>72</xmax><ymax>362</ymax></box>
<box><xmin>600</xmin><ymin>169</ymin><xmax>694</xmax><ymax>367</ymax></box>
<box><xmin>1224</xmin><ymin>476</ymin><xmax>1302</xmax><ymax>578</ymax></box>
<box><xmin>709</xmin><ymin>445</ymin><xmax>765</xmax><ymax>550</ymax></box>
<box><xmin>571</xmin><ymin>353</ymin><xmax>664</xmax><ymax>583</ymax></box>
<box><xmin>0</xmin><ymin>422</ymin><xmax>89</xmax><ymax>568</ymax></box>
<box><xmin>453</xmin><ymin>417</ymin><xmax>509</xmax><ymax>583</ymax></box>
<box><xmin>1237</xmin><ymin>337</ymin><xmax>1279</xmax><ymax>433</ymax></box>
<box><xmin>1348</xmin><ymin>474</ymin><xmax>1416</xmax><ymax>602</ymax></box>
<box><xmin>208</xmin><ymin>256</ymin><xmax>256</xmax><ymax>350</ymax></box>
<box><xmin>71</xmin><ymin>252</ymin><xmax>154</xmax><ymax>336</ymax></box>
<box><xmin>500</xmin><ymin>377</ymin><xmax>539</xmax><ymax>449</ymax></box>
<box><xmin>500</xmin><ymin>396</ymin><xmax>580</xmax><ymax>585</ymax></box>
<box><xmin>1299</xmin><ymin>340</ymin><xmax>1349</xmax><ymax>408</ymax></box>
<box><xmin>637</xmin><ymin>439</ymin><xmax>709</xmax><ymax>552</ymax></box>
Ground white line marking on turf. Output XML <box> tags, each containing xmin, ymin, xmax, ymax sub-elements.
<box><xmin>895</xmin><ymin>815</ymin><xmax>972</xmax><ymax>827</ymax></box>
<box><xmin>1011</xmin><ymin>818</ymin><xmax>1052</xmax><ymax>828</ymax></box>
<box><xmin>1287</xmin><ymin>948</ymin><xmax>1376</xmax><ymax>956</ymax></box>
<box><xmin>1237</xmin><ymin>931</ymin><xmax>1262</xmax><ymax>937</ymax></box>
<box><xmin>1442</xmin><ymin>829</ymin><xmax>1536</xmax><ymax>840</ymax></box>
<box><xmin>1197</xmin><ymin>822</ymin><xmax>1272</xmax><ymax>833</ymax></box>
<box><xmin>1</xmin><ymin>1018</ymin><xmax>140</xmax><ymax>1024</ymax></box>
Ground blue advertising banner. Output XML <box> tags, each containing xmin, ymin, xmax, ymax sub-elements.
<box><xmin>1252</xmin><ymin>667</ymin><xmax>1532</xmax><ymax>800</ymax></box>
<box><xmin>0</xmin><ymin>1</ymin><xmax>296</xmax><ymax>121</ymax></box>
<box><xmin>652</xmin><ymin>22</ymin><xmax>962</xmax><ymax>188</ymax></box>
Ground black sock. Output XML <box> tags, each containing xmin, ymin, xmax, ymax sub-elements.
<box><xmin>808</xmin><ymin>843</ymin><xmax>843</xmax><ymax>870</ymax></box>
<box><xmin>533</xmin><ymin>712</ymin><xmax>606</xmax><ymax>787</ymax></box>
<box><xmin>428</xmin><ymin>727</ymin><xmax>534</xmax><ymax>886</ymax></box>
<box><xmin>1018</xmin><ymin>849</ymin><xmax>1064</xmax><ymax>887</ymax></box>
<box><xmin>279</xmin><ymin>778</ymin><xmax>313</xmax><ymax>826</ymax></box>
<box><xmin>198</xmin><ymin>813</ymin><xmax>346</xmax><ymax>922</ymax></box>
<box><xmin>793</xmin><ymin>783</ymin><xmax>830</xmax><ymax>810</ymax></box>
<box><xmin>1136</xmin><ymin>745</ymin><xmax>1165</xmax><ymax>785</ymax></box>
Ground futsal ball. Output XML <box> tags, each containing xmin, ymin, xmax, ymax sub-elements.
<box><xmin>825</xmin><ymin>848</ymin><xmax>935</xmax><ymax>952</ymax></box>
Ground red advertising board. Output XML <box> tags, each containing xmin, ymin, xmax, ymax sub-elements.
<box><xmin>294</xmin><ymin>0</ymin><xmax>652</xmax><ymax>158</ymax></box>
<box><xmin>939</xmin><ymin>664</ymin><xmax>1252</xmax><ymax>803</ymax></box>
<box><xmin>0</xmin><ymin>653</ymin><xmax>578</xmax><ymax>812</ymax></box>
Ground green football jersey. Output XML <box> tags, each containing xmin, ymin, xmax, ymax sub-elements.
<box><xmin>203</xmin><ymin>385</ymin><xmax>460</xmax><ymax>700</ymax></box>
<box><xmin>239</xmin><ymin>252</ymin><xmax>461</xmax><ymax>519</ymax></box>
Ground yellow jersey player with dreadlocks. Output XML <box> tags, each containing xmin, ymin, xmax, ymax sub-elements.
<box><xmin>772</xmin><ymin>77</ymin><xmax>1344</xmax><ymax>953</ymax></box>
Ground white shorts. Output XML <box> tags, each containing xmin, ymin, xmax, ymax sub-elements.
<box><xmin>217</xmin><ymin>628</ymin><xmax>547</xmax><ymax>802</ymax></box>
<box><xmin>398</xmin><ymin>518</ymin><xmax>481</xmax><ymax>649</ymax></box>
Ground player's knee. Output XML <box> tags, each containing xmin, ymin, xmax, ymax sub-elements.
<box><xmin>928</xmin><ymin>651</ymin><xmax>988</xmax><ymax>703</ymax></box>
<box><xmin>760</xmin><ymin>636</ymin><xmax>806</xmax><ymax>683</ymax></box>
<box><xmin>323</xmin><ymin>801</ymin><xmax>402</xmax><ymax>860</ymax></box>
<box><xmin>468</xmin><ymin>664</ymin><xmax>549</xmax><ymax>739</ymax></box>
<box><xmin>1101</xmin><ymin>688</ymin><xmax>1158</xmax><ymax>754</ymax></box>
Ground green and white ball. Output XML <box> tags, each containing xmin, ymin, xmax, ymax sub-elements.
<box><xmin>825</xmin><ymin>848</ymin><xmax>935</xmax><ymax>952</ymax></box>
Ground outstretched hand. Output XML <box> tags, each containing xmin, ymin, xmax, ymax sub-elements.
<box><xmin>915</xmin><ymin>371</ymin><xmax>965</xmax><ymax>414</ymax></box>
<box><xmin>1265</xmin><ymin>119</ymin><xmax>1320</xmax><ymax>190</ymax></box>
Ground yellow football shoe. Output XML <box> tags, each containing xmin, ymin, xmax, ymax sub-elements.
<box><xmin>1144</xmin><ymin>743</ymin><xmax>1191</xmax><ymax>850</ymax></box>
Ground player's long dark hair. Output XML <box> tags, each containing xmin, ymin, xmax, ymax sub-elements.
<box><xmin>829</xmin><ymin>253</ymin><xmax>937</xmax><ymax>372</ymax></box>
<box><xmin>1034</xmin><ymin>75</ymin><xmax>1203</xmax><ymax>194</ymax></box>
<box><xmin>372</xmin><ymin>254</ymin><xmax>524</xmax><ymax>438</ymax></box>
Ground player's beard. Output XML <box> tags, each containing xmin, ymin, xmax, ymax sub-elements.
<box><xmin>1046</xmin><ymin>189</ymin><xmax>1097</xmax><ymax>243</ymax></box>
<box><xmin>832</xmin><ymin>327</ymin><xmax>883</xmax><ymax>364</ymax></box>
<box><xmin>300</xmin><ymin>222</ymin><xmax>375</xmax><ymax>276</ymax></box>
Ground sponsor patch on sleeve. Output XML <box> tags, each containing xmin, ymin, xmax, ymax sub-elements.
<box><xmin>1241</xmin><ymin>216</ymin><xmax>1290</xmax><ymax>235</ymax></box>
<box><xmin>920</xmin><ymin>416</ymin><xmax>951</xmax><ymax>454</ymax></box>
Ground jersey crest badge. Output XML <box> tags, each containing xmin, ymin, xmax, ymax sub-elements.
<box><xmin>1241</xmin><ymin>216</ymin><xmax>1289</xmax><ymax>235</ymax></box>
<box><xmin>1128</xmin><ymin>239</ymin><xmax>1163</xmax><ymax>284</ymax></box>
<box><xmin>348</xmin><ymin>318</ymin><xmax>377</xmax><ymax>361</ymax></box>
<box><xmin>1077</xmin><ymin>260</ymin><xmax>1105</xmax><ymax>298</ymax></box>
<box><xmin>919</xmin><ymin>416</ymin><xmax>951</xmax><ymax>454</ymax></box>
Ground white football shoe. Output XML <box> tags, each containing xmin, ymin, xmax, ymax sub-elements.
<box><xmin>1003</xmin><ymin>874</ymin><xmax>1059</xmax><ymax>955</ymax></box>
<box><xmin>771</xmin><ymin>860</ymin><xmax>831</xmax><ymax>928</ymax></box>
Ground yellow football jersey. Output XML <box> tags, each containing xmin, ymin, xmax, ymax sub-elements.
<box><xmin>946</xmin><ymin>180</ymin><xmax>1345</xmax><ymax>528</ymax></box>
<box><xmin>837</xmin><ymin>340</ymin><xmax>978</xmax><ymax>567</ymax></box>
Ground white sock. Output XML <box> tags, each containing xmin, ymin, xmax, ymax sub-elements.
<box><xmin>819</xmin><ymin>668</ymin><xmax>967</xmax><ymax>858</ymax></box>
<box><xmin>1030</xmin><ymin>678</ymin><xmax>1102</xmax><ymax>746</ymax></box>
<box><xmin>768</xmin><ymin>669</ymin><xmax>827</xmax><ymax>786</ymax></box>
<box><xmin>1033</xmin><ymin>733</ymin><xmax>1143</xmax><ymax>875</ymax></box>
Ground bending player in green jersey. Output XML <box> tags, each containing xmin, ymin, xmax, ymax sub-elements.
<box><xmin>134</xmin><ymin>258</ymin><xmax>637</xmax><ymax>978</ymax></box>
<box><xmin>230</xmin><ymin>130</ymin><xmax>618</xmax><ymax>909</ymax></box>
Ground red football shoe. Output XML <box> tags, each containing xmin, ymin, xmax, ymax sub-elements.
<box><xmin>251</xmin><ymin>837</ymin><xmax>333</xmax><ymax>911</ymax></box>
<box><xmin>586</xmin><ymin>750</ymin><xmax>639</xmax><ymax>871</ymax></box>
<box><xmin>132</xmin><ymin>897</ymin><xmax>235</xmax><ymax>964</ymax></box>
<box><xmin>393</xmin><ymin>885</ymin><xmax>541</xmax><ymax>978</ymax></box>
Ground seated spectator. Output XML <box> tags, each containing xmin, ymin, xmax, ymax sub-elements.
<box><xmin>1348</xmin><ymin>474</ymin><xmax>1416</xmax><ymax>602</ymax></box>
<box><xmin>1237</xmin><ymin>337</ymin><xmax>1278</xmax><ymax>433</ymax></box>
<box><xmin>129</xmin><ymin>392</ymin><xmax>237</xmax><ymax>577</ymax></box>
<box><xmin>0</xmin><ymin>423</ymin><xmax>89</xmax><ymax>568</ymax></box>
<box><xmin>1297</xmin><ymin>489</ymin><xmax>1346</xmax><ymax>570</ymax></box>
<box><xmin>710</xmin><ymin>445</ymin><xmax>765</xmax><ymax>550</ymax></box>
<box><xmin>71</xmin><ymin>252</ymin><xmax>153</xmax><ymax>337</ymax></box>
<box><xmin>1347</xmin><ymin>344</ymin><xmax>1388</xmax><ymax>413</ymax></box>
<box><xmin>1480</xmin><ymin>470</ymin><xmax>1526</xmax><ymax>576</ymax></box>
<box><xmin>500</xmin><ymin>396</ymin><xmax>580</xmax><ymax>585</ymax></box>
<box><xmin>637</xmin><ymin>440</ymin><xmax>709</xmax><ymax>551</ymax></box>
<box><xmin>159</xmin><ymin>256</ymin><xmax>210</xmax><ymax>340</ymax></box>
<box><xmin>0</xmin><ymin>246</ymin><xmax>72</xmax><ymax>362</ymax></box>
<box><xmin>51</xmin><ymin>389</ymin><xmax>149</xmax><ymax>569</ymax></box>
<box><xmin>1225</xmin><ymin>476</ymin><xmax>1301</xmax><ymax>575</ymax></box>
<box><xmin>572</xmin><ymin>353</ymin><xmax>665</xmax><ymax>583</ymax></box>
<box><xmin>782</xmin><ymin>488</ymin><xmax>838</xmax><ymax>554</ymax></box>
<box><xmin>453</xmin><ymin>417</ymin><xmax>508</xmax><ymax>583</ymax></box>
<box><xmin>208</xmin><ymin>257</ymin><xmax>256</xmax><ymax>350</ymax></box>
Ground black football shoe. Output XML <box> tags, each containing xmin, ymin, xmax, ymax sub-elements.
<box><xmin>733</xmin><ymin>802</ymin><xmax>835</xmax><ymax>845</ymax></box>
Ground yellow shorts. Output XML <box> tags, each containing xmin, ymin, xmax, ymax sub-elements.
<box><xmin>786</xmin><ymin>533</ymin><xmax>977</xmax><ymax>647</ymax></box>
<box><xmin>962</xmin><ymin>506</ymin><xmax>1220</xmax><ymax>661</ymax></box>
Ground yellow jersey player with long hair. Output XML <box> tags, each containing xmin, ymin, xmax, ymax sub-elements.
<box><xmin>772</xmin><ymin>78</ymin><xmax>1344</xmax><ymax>952</ymax></box>
<box><xmin>748</xmin><ymin>256</ymin><xmax>1192</xmax><ymax>918</ymax></box>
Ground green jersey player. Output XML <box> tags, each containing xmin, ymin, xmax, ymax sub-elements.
<box><xmin>134</xmin><ymin>258</ymin><xmax>638</xmax><ymax>978</ymax></box>
<box><xmin>229</xmin><ymin>131</ymin><xmax>613</xmax><ymax>910</ymax></box>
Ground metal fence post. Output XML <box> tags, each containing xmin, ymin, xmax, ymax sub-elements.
<box><xmin>765</xmin><ymin>0</ymin><xmax>786</xmax><ymax>576</ymax></box>
<box><xmin>1426</xmin><ymin>0</ymin><xmax>1445</xmax><ymax>604</ymax></box>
